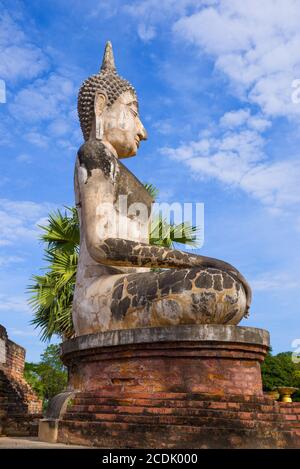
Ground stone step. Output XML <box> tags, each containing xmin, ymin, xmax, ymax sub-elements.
<box><xmin>279</xmin><ymin>403</ymin><xmax>300</xmax><ymax>412</ymax></box>
<box><xmin>65</xmin><ymin>412</ymin><xmax>246</xmax><ymax>428</ymax></box>
<box><xmin>59</xmin><ymin>419</ymin><xmax>299</xmax><ymax>449</ymax></box>
<box><xmin>69</xmin><ymin>403</ymin><xmax>283</xmax><ymax>419</ymax></box>
<box><xmin>72</xmin><ymin>396</ymin><xmax>280</xmax><ymax>413</ymax></box>
<box><xmin>76</xmin><ymin>390</ymin><xmax>272</xmax><ymax>404</ymax></box>
<box><xmin>64</xmin><ymin>409</ymin><xmax>300</xmax><ymax>429</ymax></box>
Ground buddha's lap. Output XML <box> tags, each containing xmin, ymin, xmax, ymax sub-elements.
<box><xmin>73</xmin><ymin>267</ymin><xmax>247</xmax><ymax>334</ymax></box>
<box><xmin>108</xmin><ymin>266</ymin><xmax>247</xmax><ymax>326</ymax></box>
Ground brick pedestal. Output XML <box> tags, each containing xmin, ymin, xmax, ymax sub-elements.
<box><xmin>46</xmin><ymin>325</ymin><xmax>300</xmax><ymax>448</ymax></box>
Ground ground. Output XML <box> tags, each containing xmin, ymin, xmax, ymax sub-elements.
<box><xmin>0</xmin><ymin>436</ymin><xmax>89</xmax><ymax>449</ymax></box>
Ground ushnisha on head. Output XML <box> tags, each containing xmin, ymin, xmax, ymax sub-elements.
<box><xmin>78</xmin><ymin>41</ymin><xmax>147</xmax><ymax>158</ymax></box>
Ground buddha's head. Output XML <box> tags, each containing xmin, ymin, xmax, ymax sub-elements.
<box><xmin>78</xmin><ymin>42</ymin><xmax>147</xmax><ymax>158</ymax></box>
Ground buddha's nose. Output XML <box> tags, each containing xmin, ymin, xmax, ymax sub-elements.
<box><xmin>137</xmin><ymin>118</ymin><xmax>148</xmax><ymax>141</ymax></box>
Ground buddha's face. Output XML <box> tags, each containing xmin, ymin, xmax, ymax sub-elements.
<box><xmin>94</xmin><ymin>90</ymin><xmax>147</xmax><ymax>158</ymax></box>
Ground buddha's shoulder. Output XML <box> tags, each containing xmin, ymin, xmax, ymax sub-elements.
<box><xmin>77</xmin><ymin>140</ymin><xmax>119</xmax><ymax>178</ymax></box>
<box><xmin>76</xmin><ymin>141</ymin><xmax>152</xmax><ymax>205</ymax></box>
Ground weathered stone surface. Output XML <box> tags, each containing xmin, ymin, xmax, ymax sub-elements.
<box><xmin>72</xmin><ymin>41</ymin><xmax>252</xmax><ymax>336</ymax></box>
<box><xmin>78</xmin><ymin>41</ymin><xmax>137</xmax><ymax>142</ymax></box>
<box><xmin>62</xmin><ymin>324</ymin><xmax>270</xmax><ymax>354</ymax></box>
<box><xmin>39</xmin><ymin>419</ymin><xmax>59</xmax><ymax>444</ymax></box>
<box><xmin>45</xmin><ymin>392</ymin><xmax>76</xmax><ymax>420</ymax></box>
<box><xmin>61</xmin><ymin>325</ymin><xmax>269</xmax><ymax>398</ymax></box>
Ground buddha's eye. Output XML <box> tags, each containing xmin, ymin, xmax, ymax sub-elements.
<box><xmin>129</xmin><ymin>108</ymin><xmax>138</xmax><ymax>117</ymax></box>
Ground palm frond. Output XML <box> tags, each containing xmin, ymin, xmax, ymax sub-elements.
<box><xmin>143</xmin><ymin>183</ymin><xmax>159</xmax><ymax>201</ymax></box>
<box><xmin>29</xmin><ymin>273</ymin><xmax>75</xmax><ymax>341</ymax></box>
<box><xmin>149</xmin><ymin>215</ymin><xmax>200</xmax><ymax>248</ymax></box>
<box><xmin>38</xmin><ymin>207</ymin><xmax>79</xmax><ymax>253</ymax></box>
<box><xmin>28</xmin><ymin>207</ymin><xmax>79</xmax><ymax>341</ymax></box>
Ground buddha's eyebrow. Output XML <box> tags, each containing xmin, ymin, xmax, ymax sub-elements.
<box><xmin>128</xmin><ymin>100</ymin><xmax>139</xmax><ymax>109</ymax></box>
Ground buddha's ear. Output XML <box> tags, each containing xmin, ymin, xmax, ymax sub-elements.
<box><xmin>94</xmin><ymin>91</ymin><xmax>107</xmax><ymax>117</ymax></box>
<box><xmin>94</xmin><ymin>91</ymin><xmax>107</xmax><ymax>140</ymax></box>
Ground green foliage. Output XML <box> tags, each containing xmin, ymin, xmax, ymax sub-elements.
<box><xmin>150</xmin><ymin>215</ymin><xmax>199</xmax><ymax>248</ymax></box>
<box><xmin>24</xmin><ymin>344</ymin><xmax>67</xmax><ymax>408</ymax></box>
<box><xmin>28</xmin><ymin>208</ymin><xmax>78</xmax><ymax>341</ymax></box>
<box><xmin>144</xmin><ymin>183</ymin><xmax>200</xmax><ymax>249</ymax></box>
<box><xmin>24</xmin><ymin>363</ymin><xmax>44</xmax><ymax>399</ymax></box>
<box><xmin>28</xmin><ymin>186</ymin><xmax>200</xmax><ymax>341</ymax></box>
<box><xmin>261</xmin><ymin>351</ymin><xmax>300</xmax><ymax>400</ymax></box>
<box><xmin>144</xmin><ymin>182</ymin><xmax>159</xmax><ymax>200</ymax></box>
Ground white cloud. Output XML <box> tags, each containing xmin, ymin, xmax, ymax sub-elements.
<box><xmin>129</xmin><ymin>0</ymin><xmax>300</xmax><ymax>215</ymax></box>
<box><xmin>0</xmin><ymin>118</ymin><xmax>12</xmax><ymax>146</ymax></box>
<box><xmin>8</xmin><ymin>71</ymin><xmax>79</xmax><ymax>149</ymax></box>
<box><xmin>0</xmin><ymin>199</ymin><xmax>54</xmax><ymax>245</ymax></box>
<box><xmin>162</xmin><ymin>109</ymin><xmax>300</xmax><ymax>210</ymax></box>
<box><xmin>9</xmin><ymin>328</ymin><xmax>38</xmax><ymax>338</ymax></box>
<box><xmin>0</xmin><ymin>4</ymin><xmax>80</xmax><ymax>149</ymax></box>
<box><xmin>138</xmin><ymin>24</ymin><xmax>157</xmax><ymax>42</ymax></box>
<box><xmin>220</xmin><ymin>109</ymin><xmax>250</xmax><ymax>128</ymax></box>
<box><xmin>87</xmin><ymin>0</ymin><xmax>121</xmax><ymax>19</ymax></box>
<box><xmin>251</xmin><ymin>271</ymin><xmax>299</xmax><ymax>291</ymax></box>
<box><xmin>9</xmin><ymin>73</ymin><xmax>75</xmax><ymax>123</ymax></box>
<box><xmin>220</xmin><ymin>109</ymin><xmax>271</xmax><ymax>132</ymax></box>
<box><xmin>153</xmin><ymin>119</ymin><xmax>176</xmax><ymax>135</ymax></box>
<box><xmin>241</xmin><ymin>161</ymin><xmax>300</xmax><ymax>207</ymax></box>
<box><xmin>47</xmin><ymin>118</ymin><xmax>72</xmax><ymax>137</ymax></box>
<box><xmin>16</xmin><ymin>153</ymin><xmax>32</xmax><ymax>163</ymax></box>
<box><xmin>0</xmin><ymin>240</ymin><xmax>11</xmax><ymax>247</ymax></box>
<box><xmin>0</xmin><ymin>294</ymin><xmax>30</xmax><ymax>314</ymax></box>
<box><xmin>25</xmin><ymin>131</ymin><xmax>49</xmax><ymax>148</ymax></box>
<box><xmin>124</xmin><ymin>0</ymin><xmax>204</xmax><ymax>41</ymax></box>
<box><xmin>0</xmin><ymin>10</ymin><xmax>48</xmax><ymax>82</ymax></box>
<box><xmin>0</xmin><ymin>255</ymin><xmax>24</xmax><ymax>267</ymax></box>
<box><xmin>173</xmin><ymin>0</ymin><xmax>300</xmax><ymax>119</ymax></box>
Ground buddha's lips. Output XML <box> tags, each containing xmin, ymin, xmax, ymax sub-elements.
<box><xmin>135</xmin><ymin>138</ymin><xmax>140</xmax><ymax>147</ymax></box>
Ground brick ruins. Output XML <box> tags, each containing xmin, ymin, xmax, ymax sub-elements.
<box><xmin>0</xmin><ymin>324</ymin><xmax>42</xmax><ymax>436</ymax></box>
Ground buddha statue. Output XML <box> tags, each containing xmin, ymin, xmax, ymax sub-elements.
<box><xmin>73</xmin><ymin>41</ymin><xmax>251</xmax><ymax>336</ymax></box>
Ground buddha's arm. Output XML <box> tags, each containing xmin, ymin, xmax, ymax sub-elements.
<box><xmin>87</xmin><ymin>237</ymin><xmax>251</xmax><ymax>310</ymax></box>
<box><xmin>89</xmin><ymin>237</ymin><xmax>227</xmax><ymax>270</ymax></box>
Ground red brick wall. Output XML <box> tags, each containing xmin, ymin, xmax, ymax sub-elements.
<box><xmin>0</xmin><ymin>324</ymin><xmax>42</xmax><ymax>416</ymax></box>
<box><xmin>5</xmin><ymin>339</ymin><xmax>26</xmax><ymax>380</ymax></box>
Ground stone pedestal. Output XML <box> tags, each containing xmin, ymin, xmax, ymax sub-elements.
<box><xmin>42</xmin><ymin>325</ymin><xmax>300</xmax><ymax>448</ymax></box>
<box><xmin>63</xmin><ymin>325</ymin><xmax>269</xmax><ymax>397</ymax></box>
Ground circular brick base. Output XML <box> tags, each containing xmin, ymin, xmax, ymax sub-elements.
<box><xmin>50</xmin><ymin>325</ymin><xmax>299</xmax><ymax>448</ymax></box>
<box><xmin>62</xmin><ymin>325</ymin><xmax>269</xmax><ymax>397</ymax></box>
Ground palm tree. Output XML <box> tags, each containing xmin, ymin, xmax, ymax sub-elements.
<box><xmin>28</xmin><ymin>208</ymin><xmax>79</xmax><ymax>341</ymax></box>
<box><xmin>28</xmin><ymin>186</ymin><xmax>200</xmax><ymax>341</ymax></box>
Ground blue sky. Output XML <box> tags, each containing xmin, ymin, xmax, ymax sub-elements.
<box><xmin>1</xmin><ymin>0</ymin><xmax>300</xmax><ymax>361</ymax></box>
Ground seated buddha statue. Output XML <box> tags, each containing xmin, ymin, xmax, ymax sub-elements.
<box><xmin>73</xmin><ymin>41</ymin><xmax>251</xmax><ymax>336</ymax></box>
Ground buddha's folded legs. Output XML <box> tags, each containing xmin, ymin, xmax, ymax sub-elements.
<box><xmin>73</xmin><ymin>266</ymin><xmax>247</xmax><ymax>335</ymax></box>
<box><xmin>107</xmin><ymin>266</ymin><xmax>247</xmax><ymax>330</ymax></box>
